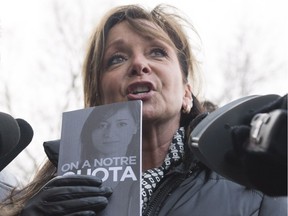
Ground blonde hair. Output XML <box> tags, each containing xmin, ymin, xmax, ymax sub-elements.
<box><xmin>0</xmin><ymin>160</ymin><xmax>56</xmax><ymax>215</ymax></box>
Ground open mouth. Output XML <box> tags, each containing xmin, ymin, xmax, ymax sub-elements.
<box><xmin>127</xmin><ymin>82</ymin><xmax>153</xmax><ymax>95</ymax></box>
<box><xmin>130</xmin><ymin>85</ymin><xmax>150</xmax><ymax>94</ymax></box>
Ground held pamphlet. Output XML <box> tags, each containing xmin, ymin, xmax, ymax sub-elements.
<box><xmin>57</xmin><ymin>100</ymin><xmax>142</xmax><ymax>216</ymax></box>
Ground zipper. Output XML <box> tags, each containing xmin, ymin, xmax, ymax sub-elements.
<box><xmin>142</xmin><ymin>162</ymin><xmax>199</xmax><ymax>216</ymax></box>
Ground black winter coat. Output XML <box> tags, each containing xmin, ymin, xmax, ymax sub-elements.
<box><xmin>44</xmin><ymin>139</ymin><xmax>287</xmax><ymax>216</ymax></box>
<box><xmin>143</xmin><ymin>162</ymin><xmax>287</xmax><ymax>216</ymax></box>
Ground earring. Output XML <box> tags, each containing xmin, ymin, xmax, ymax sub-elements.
<box><xmin>182</xmin><ymin>98</ymin><xmax>193</xmax><ymax>114</ymax></box>
<box><xmin>182</xmin><ymin>104</ymin><xmax>190</xmax><ymax>114</ymax></box>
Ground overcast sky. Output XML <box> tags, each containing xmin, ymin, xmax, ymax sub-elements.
<box><xmin>0</xmin><ymin>0</ymin><xmax>287</xmax><ymax>182</ymax></box>
<box><xmin>1</xmin><ymin>0</ymin><xmax>287</xmax><ymax>98</ymax></box>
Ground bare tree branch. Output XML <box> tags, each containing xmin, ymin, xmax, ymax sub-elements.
<box><xmin>214</xmin><ymin>25</ymin><xmax>285</xmax><ymax>106</ymax></box>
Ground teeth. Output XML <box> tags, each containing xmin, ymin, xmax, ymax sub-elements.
<box><xmin>132</xmin><ymin>86</ymin><xmax>150</xmax><ymax>94</ymax></box>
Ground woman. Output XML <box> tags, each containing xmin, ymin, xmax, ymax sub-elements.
<box><xmin>80</xmin><ymin>101</ymin><xmax>140</xmax><ymax>160</ymax></box>
<box><xmin>1</xmin><ymin>4</ymin><xmax>286</xmax><ymax>216</ymax></box>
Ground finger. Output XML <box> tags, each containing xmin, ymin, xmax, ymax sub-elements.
<box><xmin>46</xmin><ymin>175</ymin><xmax>103</xmax><ymax>188</ymax></box>
<box><xmin>43</xmin><ymin>185</ymin><xmax>113</xmax><ymax>202</ymax></box>
<box><xmin>51</xmin><ymin>196</ymin><xmax>109</xmax><ymax>215</ymax></box>
<box><xmin>65</xmin><ymin>210</ymin><xmax>96</xmax><ymax>216</ymax></box>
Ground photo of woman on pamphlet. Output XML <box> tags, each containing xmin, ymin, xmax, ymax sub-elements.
<box><xmin>79</xmin><ymin>100</ymin><xmax>142</xmax><ymax>216</ymax></box>
<box><xmin>80</xmin><ymin>101</ymin><xmax>141</xmax><ymax>160</ymax></box>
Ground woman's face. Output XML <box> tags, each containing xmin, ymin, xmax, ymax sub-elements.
<box><xmin>101</xmin><ymin>20</ymin><xmax>192</xmax><ymax>124</ymax></box>
<box><xmin>91</xmin><ymin>108</ymin><xmax>137</xmax><ymax>156</ymax></box>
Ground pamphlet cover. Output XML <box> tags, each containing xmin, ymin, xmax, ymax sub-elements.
<box><xmin>57</xmin><ymin>100</ymin><xmax>142</xmax><ymax>216</ymax></box>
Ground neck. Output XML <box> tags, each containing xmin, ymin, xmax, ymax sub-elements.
<box><xmin>142</xmin><ymin>118</ymin><xmax>180</xmax><ymax>171</ymax></box>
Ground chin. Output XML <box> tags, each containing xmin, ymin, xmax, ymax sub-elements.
<box><xmin>142</xmin><ymin>110</ymin><xmax>156</xmax><ymax>122</ymax></box>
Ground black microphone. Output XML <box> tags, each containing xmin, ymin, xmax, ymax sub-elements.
<box><xmin>189</xmin><ymin>94</ymin><xmax>287</xmax><ymax>196</ymax></box>
<box><xmin>0</xmin><ymin>112</ymin><xmax>21</xmax><ymax>157</ymax></box>
<box><xmin>0</xmin><ymin>112</ymin><xmax>34</xmax><ymax>171</ymax></box>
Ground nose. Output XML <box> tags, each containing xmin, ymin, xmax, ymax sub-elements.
<box><xmin>103</xmin><ymin>125</ymin><xmax>113</xmax><ymax>138</ymax></box>
<box><xmin>129</xmin><ymin>54</ymin><xmax>151</xmax><ymax>76</ymax></box>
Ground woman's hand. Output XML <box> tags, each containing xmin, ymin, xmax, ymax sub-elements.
<box><xmin>20</xmin><ymin>175</ymin><xmax>112</xmax><ymax>216</ymax></box>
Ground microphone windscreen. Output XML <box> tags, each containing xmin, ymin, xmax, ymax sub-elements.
<box><xmin>0</xmin><ymin>118</ymin><xmax>34</xmax><ymax>171</ymax></box>
<box><xmin>0</xmin><ymin>112</ymin><xmax>21</xmax><ymax>157</ymax></box>
<box><xmin>16</xmin><ymin>118</ymin><xmax>34</xmax><ymax>147</ymax></box>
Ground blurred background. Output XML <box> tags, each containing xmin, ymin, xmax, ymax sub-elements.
<box><xmin>0</xmin><ymin>0</ymin><xmax>287</xmax><ymax>185</ymax></box>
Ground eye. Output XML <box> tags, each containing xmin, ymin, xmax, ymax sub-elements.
<box><xmin>150</xmin><ymin>48</ymin><xmax>168</xmax><ymax>58</ymax></box>
<box><xmin>117</xmin><ymin>121</ymin><xmax>128</xmax><ymax>128</ymax></box>
<box><xmin>107</xmin><ymin>53</ymin><xmax>127</xmax><ymax>67</ymax></box>
<box><xmin>98</xmin><ymin>122</ymin><xmax>108</xmax><ymax>130</ymax></box>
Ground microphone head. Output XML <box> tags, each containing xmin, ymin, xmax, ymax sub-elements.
<box><xmin>0</xmin><ymin>116</ymin><xmax>34</xmax><ymax>171</ymax></box>
<box><xmin>0</xmin><ymin>112</ymin><xmax>21</xmax><ymax>157</ymax></box>
<box><xmin>189</xmin><ymin>94</ymin><xmax>280</xmax><ymax>187</ymax></box>
<box><xmin>15</xmin><ymin>118</ymin><xmax>34</xmax><ymax>147</ymax></box>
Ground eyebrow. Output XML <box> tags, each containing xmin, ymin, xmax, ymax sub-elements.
<box><xmin>105</xmin><ymin>39</ymin><xmax>126</xmax><ymax>51</ymax></box>
<box><xmin>116</xmin><ymin>118</ymin><xmax>131</xmax><ymax>121</ymax></box>
<box><xmin>106</xmin><ymin>35</ymin><xmax>165</xmax><ymax>48</ymax></box>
